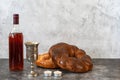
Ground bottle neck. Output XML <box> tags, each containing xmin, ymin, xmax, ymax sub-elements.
<box><xmin>13</xmin><ymin>24</ymin><xmax>19</xmax><ymax>27</ymax></box>
<box><xmin>11</xmin><ymin>14</ymin><xmax>21</xmax><ymax>33</ymax></box>
<box><xmin>11</xmin><ymin>24</ymin><xmax>21</xmax><ymax>33</ymax></box>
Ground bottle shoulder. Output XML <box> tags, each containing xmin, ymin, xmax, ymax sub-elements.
<box><xmin>9</xmin><ymin>32</ymin><xmax>23</xmax><ymax>37</ymax></box>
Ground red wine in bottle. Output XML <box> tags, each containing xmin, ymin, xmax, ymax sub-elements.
<box><xmin>9</xmin><ymin>14</ymin><xmax>24</xmax><ymax>71</ymax></box>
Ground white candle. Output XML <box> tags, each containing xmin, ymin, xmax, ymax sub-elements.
<box><xmin>54</xmin><ymin>71</ymin><xmax>62</xmax><ymax>77</ymax></box>
<box><xmin>44</xmin><ymin>70</ymin><xmax>52</xmax><ymax>77</ymax></box>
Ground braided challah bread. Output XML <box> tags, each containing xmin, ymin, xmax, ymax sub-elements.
<box><xmin>36</xmin><ymin>42</ymin><xmax>93</xmax><ymax>72</ymax></box>
<box><xmin>36</xmin><ymin>52</ymin><xmax>58</xmax><ymax>68</ymax></box>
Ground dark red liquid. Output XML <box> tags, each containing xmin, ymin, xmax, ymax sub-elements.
<box><xmin>9</xmin><ymin>32</ymin><xmax>24</xmax><ymax>71</ymax></box>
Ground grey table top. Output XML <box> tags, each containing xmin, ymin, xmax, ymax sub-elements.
<box><xmin>0</xmin><ymin>59</ymin><xmax>120</xmax><ymax>80</ymax></box>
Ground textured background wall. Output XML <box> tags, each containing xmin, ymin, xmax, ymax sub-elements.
<box><xmin>0</xmin><ymin>0</ymin><xmax>120</xmax><ymax>58</ymax></box>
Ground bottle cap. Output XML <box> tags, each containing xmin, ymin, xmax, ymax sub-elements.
<box><xmin>13</xmin><ymin>14</ymin><xmax>19</xmax><ymax>24</ymax></box>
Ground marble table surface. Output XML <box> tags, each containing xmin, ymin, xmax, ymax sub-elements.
<box><xmin>0</xmin><ymin>59</ymin><xmax>120</xmax><ymax>80</ymax></box>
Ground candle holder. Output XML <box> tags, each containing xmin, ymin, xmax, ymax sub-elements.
<box><xmin>25</xmin><ymin>41</ymin><xmax>39</xmax><ymax>77</ymax></box>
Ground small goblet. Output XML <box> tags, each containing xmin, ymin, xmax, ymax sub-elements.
<box><xmin>25</xmin><ymin>41</ymin><xmax>39</xmax><ymax>77</ymax></box>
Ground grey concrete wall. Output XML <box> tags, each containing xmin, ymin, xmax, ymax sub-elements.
<box><xmin>0</xmin><ymin>0</ymin><xmax>120</xmax><ymax>58</ymax></box>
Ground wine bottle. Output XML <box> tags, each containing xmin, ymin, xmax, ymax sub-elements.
<box><xmin>9</xmin><ymin>14</ymin><xmax>24</xmax><ymax>71</ymax></box>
